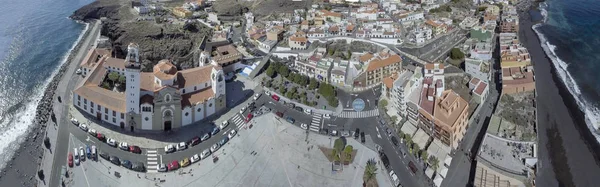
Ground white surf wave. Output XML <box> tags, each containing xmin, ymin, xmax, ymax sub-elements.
<box><xmin>0</xmin><ymin>21</ymin><xmax>90</xmax><ymax>170</ymax></box>
<box><xmin>533</xmin><ymin>22</ymin><xmax>600</xmax><ymax>143</ymax></box>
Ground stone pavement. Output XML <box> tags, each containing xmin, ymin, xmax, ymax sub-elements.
<box><xmin>71</xmin><ymin>114</ymin><xmax>393</xmax><ymax>187</ymax></box>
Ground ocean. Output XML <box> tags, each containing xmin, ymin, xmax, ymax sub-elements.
<box><xmin>534</xmin><ymin>0</ymin><xmax>600</xmax><ymax>143</ymax></box>
<box><xmin>0</xmin><ymin>0</ymin><xmax>93</xmax><ymax>169</ymax></box>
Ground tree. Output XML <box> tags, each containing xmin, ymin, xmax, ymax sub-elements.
<box><xmin>318</xmin><ymin>83</ymin><xmax>336</xmax><ymax>98</ymax></box>
<box><xmin>391</xmin><ymin>116</ymin><xmax>398</xmax><ymax>124</ymax></box>
<box><xmin>327</xmin><ymin>96</ymin><xmax>339</xmax><ymax>107</ymax></box>
<box><xmin>334</xmin><ymin>138</ymin><xmax>345</xmax><ymax>154</ymax></box>
<box><xmin>108</xmin><ymin>72</ymin><xmax>120</xmax><ymax>84</ymax></box>
<box><xmin>309</xmin><ymin>78</ymin><xmax>319</xmax><ymax>90</ymax></box>
<box><xmin>278</xmin><ymin>65</ymin><xmax>289</xmax><ymax>77</ymax></box>
<box><xmin>450</xmin><ymin>48</ymin><xmax>464</xmax><ymax>60</ymax></box>
<box><xmin>398</xmin><ymin>131</ymin><xmax>405</xmax><ymax>139</ymax></box>
<box><xmin>379</xmin><ymin>99</ymin><xmax>388</xmax><ymax>109</ymax></box>
<box><xmin>420</xmin><ymin>150</ymin><xmax>428</xmax><ymax>160</ymax></box>
<box><xmin>346</xmin><ymin>50</ymin><xmax>352</xmax><ymax>60</ymax></box>
<box><xmin>363</xmin><ymin>158</ymin><xmax>378</xmax><ymax>185</ymax></box>
<box><xmin>405</xmin><ymin>135</ymin><xmax>413</xmax><ymax>146</ymax></box>
<box><xmin>266</xmin><ymin>65</ymin><xmax>276</xmax><ymax>77</ymax></box>
<box><xmin>118</xmin><ymin>75</ymin><xmax>126</xmax><ymax>84</ymax></box>
<box><xmin>429</xmin><ymin>156</ymin><xmax>440</xmax><ymax>171</ymax></box>
<box><xmin>344</xmin><ymin>145</ymin><xmax>353</xmax><ymax>161</ymax></box>
<box><xmin>102</xmin><ymin>82</ymin><xmax>111</xmax><ymax>89</ymax></box>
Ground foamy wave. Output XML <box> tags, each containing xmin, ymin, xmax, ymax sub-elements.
<box><xmin>539</xmin><ymin>2</ymin><xmax>549</xmax><ymax>23</ymax></box>
<box><xmin>0</xmin><ymin>22</ymin><xmax>90</xmax><ymax>170</ymax></box>
<box><xmin>532</xmin><ymin>23</ymin><xmax>600</xmax><ymax>143</ymax></box>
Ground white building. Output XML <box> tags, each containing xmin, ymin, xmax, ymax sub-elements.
<box><xmin>465</xmin><ymin>58</ymin><xmax>491</xmax><ymax>82</ymax></box>
<box><xmin>73</xmin><ymin>43</ymin><xmax>227</xmax><ymax>131</ymax></box>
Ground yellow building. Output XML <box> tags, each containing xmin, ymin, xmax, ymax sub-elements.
<box><xmin>173</xmin><ymin>7</ymin><xmax>192</xmax><ymax>18</ymax></box>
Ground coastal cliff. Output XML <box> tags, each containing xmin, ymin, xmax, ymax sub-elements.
<box><xmin>70</xmin><ymin>0</ymin><xmax>211</xmax><ymax>70</ymax></box>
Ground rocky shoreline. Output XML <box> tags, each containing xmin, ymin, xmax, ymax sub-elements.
<box><xmin>0</xmin><ymin>21</ymin><xmax>93</xmax><ymax>187</ymax></box>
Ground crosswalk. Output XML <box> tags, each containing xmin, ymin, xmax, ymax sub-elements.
<box><xmin>231</xmin><ymin>114</ymin><xmax>246</xmax><ymax>129</ymax></box>
<box><xmin>309</xmin><ymin>113</ymin><xmax>322</xmax><ymax>132</ymax></box>
<box><xmin>335</xmin><ymin>109</ymin><xmax>379</xmax><ymax>118</ymax></box>
<box><xmin>146</xmin><ymin>149</ymin><xmax>158</xmax><ymax>173</ymax></box>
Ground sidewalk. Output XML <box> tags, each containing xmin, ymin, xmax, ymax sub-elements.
<box><xmin>263</xmin><ymin>87</ymin><xmax>340</xmax><ymax>115</ymax></box>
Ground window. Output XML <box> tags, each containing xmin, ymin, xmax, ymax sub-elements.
<box><xmin>209</xmin><ymin>103</ymin><xmax>213</xmax><ymax>107</ymax></box>
<box><xmin>105</xmin><ymin>108</ymin><xmax>108</xmax><ymax>114</ymax></box>
<box><xmin>77</xmin><ymin>101</ymin><xmax>80</xmax><ymax>106</ymax></box>
<box><xmin>145</xmin><ymin>117</ymin><xmax>149</xmax><ymax>121</ymax></box>
<box><xmin>78</xmin><ymin>95</ymin><xmax>80</xmax><ymax>101</ymax></box>
<box><xmin>112</xmin><ymin>118</ymin><xmax>116</xmax><ymax>123</ymax></box>
<box><xmin>84</xmin><ymin>105</ymin><xmax>87</xmax><ymax>110</ymax></box>
<box><xmin>182</xmin><ymin>89</ymin><xmax>185</xmax><ymax>94</ymax></box>
<box><xmin>84</xmin><ymin>99</ymin><xmax>87</xmax><ymax>104</ymax></box>
<box><xmin>194</xmin><ymin>86</ymin><xmax>197</xmax><ymax>91</ymax></box>
<box><xmin>185</xmin><ymin>112</ymin><xmax>189</xmax><ymax>116</ymax></box>
<box><xmin>205</xmin><ymin>83</ymin><xmax>208</xmax><ymax>87</ymax></box>
<box><xmin>197</xmin><ymin>108</ymin><xmax>201</xmax><ymax>112</ymax></box>
<box><xmin>105</xmin><ymin>115</ymin><xmax>108</xmax><ymax>120</ymax></box>
<box><xmin>121</xmin><ymin>113</ymin><xmax>124</xmax><ymax>119</ymax></box>
<box><xmin>97</xmin><ymin>105</ymin><xmax>100</xmax><ymax>110</ymax></box>
<box><xmin>113</xmin><ymin>111</ymin><xmax>116</xmax><ymax>116</ymax></box>
<box><xmin>91</xmin><ymin>102</ymin><xmax>94</xmax><ymax>108</ymax></box>
<box><xmin>165</xmin><ymin>94</ymin><xmax>171</xmax><ymax>102</ymax></box>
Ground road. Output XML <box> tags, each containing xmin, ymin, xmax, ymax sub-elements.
<box><xmin>49</xmin><ymin>20</ymin><xmax>101</xmax><ymax>187</ymax></box>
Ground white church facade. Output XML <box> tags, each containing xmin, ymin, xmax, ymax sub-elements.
<box><xmin>73</xmin><ymin>43</ymin><xmax>227</xmax><ymax>131</ymax></box>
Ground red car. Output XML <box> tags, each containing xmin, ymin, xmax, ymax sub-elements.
<box><xmin>96</xmin><ymin>133</ymin><xmax>105</xmax><ymax>141</ymax></box>
<box><xmin>190</xmin><ymin>136</ymin><xmax>201</xmax><ymax>146</ymax></box>
<box><xmin>129</xmin><ymin>146</ymin><xmax>142</xmax><ymax>154</ymax></box>
<box><xmin>168</xmin><ymin>160</ymin><xmax>179</xmax><ymax>171</ymax></box>
<box><xmin>271</xmin><ymin>94</ymin><xmax>280</xmax><ymax>101</ymax></box>
<box><xmin>245</xmin><ymin>113</ymin><xmax>254</xmax><ymax>123</ymax></box>
<box><xmin>275</xmin><ymin>111</ymin><xmax>283</xmax><ymax>118</ymax></box>
<box><xmin>68</xmin><ymin>153</ymin><xmax>73</xmax><ymax>167</ymax></box>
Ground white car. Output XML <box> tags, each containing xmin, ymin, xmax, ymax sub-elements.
<box><xmin>219</xmin><ymin>121</ymin><xmax>229</xmax><ymax>130</ymax></box>
<box><xmin>210</xmin><ymin>143</ymin><xmax>220</xmax><ymax>153</ymax></box>
<box><xmin>200</xmin><ymin>133</ymin><xmax>210</xmax><ymax>141</ymax></box>
<box><xmin>79</xmin><ymin>124</ymin><xmax>88</xmax><ymax>132</ymax></box>
<box><xmin>304</xmin><ymin>109</ymin><xmax>312</xmax><ymax>115</ymax></box>
<box><xmin>190</xmin><ymin>154</ymin><xmax>200</xmax><ymax>163</ymax></box>
<box><xmin>300</xmin><ymin>123</ymin><xmax>308</xmax><ymax>130</ymax></box>
<box><xmin>70</xmin><ymin>118</ymin><xmax>79</xmax><ymax>125</ymax></box>
<box><xmin>73</xmin><ymin>148</ymin><xmax>80</xmax><ymax>165</ymax></box>
<box><xmin>200</xmin><ymin>149</ymin><xmax>211</xmax><ymax>160</ymax></box>
<box><xmin>164</xmin><ymin>144</ymin><xmax>175</xmax><ymax>153</ymax></box>
<box><xmin>76</xmin><ymin>68</ymin><xmax>82</xmax><ymax>74</ymax></box>
<box><xmin>253</xmin><ymin>93</ymin><xmax>262</xmax><ymax>100</ymax></box>
<box><xmin>264</xmin><ymin>90</ymin><xmax>271</xmax><ymax>96</ymax></box>
<box><xmin>106</xmin><ymin>138</ymin><xmax>117</xmax><ymax>147</ymax></box>
<box><xmin>389</xmin><ymin>170</ymin><xmax>400</xmax><ymax>186</ymax></box>
<box><xmin>228</xmin><ymin>129</ymin><xmax>237</xmax><ymax>139</ymax></box>
<box><xmin>176</xmin><ymin>142</ymin><xmax>187</xmax><ymax>151</ymax></box>
<box><xmin>87</xmin><ymin>129</ymin><xmax>97</xmax><ymax>136</ymax></box>
<box><xmin>79</xmin><ymin>147</ymin><xmax>85</xmax><ymax>161</ymax></box>
<box><xmin>157</xmin><ymin>164</ymin><xmax>167</xmax><ymax>172</ymax></box>
<box><xmin>239</xmin><ymin>107</ymin><xmax>247</xmax><ymax>114</ymax></box>
<box><xmin>119</xmin><ymin>142</ymin><xmax>128</xmax><ymax>151</ymax></box>
<box><xmin>323</xmin><ymin>114</ymin><xmax>331</xmax><ymax>119</ymax></box>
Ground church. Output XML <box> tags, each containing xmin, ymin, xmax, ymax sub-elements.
<box><xmin>73</xmin><ymin>43</ymin><xmax>227</xmax><ymax>131</ymax></box>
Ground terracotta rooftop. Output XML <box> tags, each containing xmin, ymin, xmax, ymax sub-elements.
<box><xmin>181</xmin><ymin>87</ymin><xmax>215</xmax><ymax>107</ymax></box>
<box><xmin>474</xmin><ymin>82</ymin><xmax>488</xmax><ymax>95</ymax></box>
<box><xmin>103</xmin><ymin>57</ymin><xmax>125</xmax><ymax>70</ymax></box>
<box><xmin>346</xmin><ymin>25</ymin><xmax>355</xmax><ymax>31</ymax></box>
<box><xmin>153</xmin><ymin>60</ymin><xmax>178</xmax><ymax>80</ymax></box>
<box><xmin>177</xmin><ymin>65</ymin><xmax>215</xmax><ymax>88</ymax></box>
<box><xmin>434</xmin><ymin>90</ymin><xmax>469</xmax><ymax>129</ymax></box>
<box><xmin>366</xmin><ymin>54</ymin><xmax>402</xmax><ymax>72</ymax></box>
<box><xmin>74</xmin><ymin>58</ymin><xmax>126</xmax><ymax>113</ymax></box>
<box><xmin>359</xmin><ymin>53</ymin><xmax>374</xmax><ymax>62</ymax></box>
<box><xmin>80</xmin><ymin>48</ymin><xmax>112</xmax><ymax>69</ymax></box>
<box><xmin>471</xmin><ymin>77</ymin><xmax>481</xmax><ymax>85</ymax></box>
<box><xmin>382</xmin><ymin>73</ymin><xmax>399</xmax><ymax>89</ymax></box>
<box><xmin>425</xmin><ymin>63</ymin><xmax>444</xmax><ymax>70</ymax></box>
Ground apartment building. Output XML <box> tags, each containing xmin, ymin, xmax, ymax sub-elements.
<box><xmin>364</xmin><ymin>52</ymin><xmax>403</xmax><ymax>85</ymax></box>
<box><xmin>433</xmin><ymin>90</ymin><xmax>470</xmax><ymax>149</ymax></box>
<box><xmin>500</xmin><ymin>44</ymin><xmax>531</xmax><ymax>68</ymax></box>
<box><xmin>501</xmin><ymin>66</ymin><xmax>535</xmax><ymax>95</ymax></box>
<box><xmin>331</xmin><ymin>58</ymin><xmax>349</xmax><ymax>86</ymax></box>
<box><xmin>465</xmin><ymin>58</ymin><xmax>491</xmax><ymax>82</ymax></box>
<box><xmin>315</xmin><ymin>59</ymin><xmax>333</xmax><ymax>82</ymax></box>
<box><xmin>288</xmin><ymin>31</ymin><xmax>308</xmax><ymax>50</ymax></box>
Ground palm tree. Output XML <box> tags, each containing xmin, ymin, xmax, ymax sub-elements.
<box><xmin>363</xmin><ymin>158</ymin><xmax>378</xmax><ymax>184</ymax></box>
<box><xmin>430</xmin><ymin>157</ymin><xmax>440</xmax><ymax>171</ymax></box>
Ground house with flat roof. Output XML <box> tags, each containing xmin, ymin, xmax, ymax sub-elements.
<box><xmin>465</xmin><ymin>58</ymin><xmax>491</xmax><ymax>82</ymax></box>
<box><xmin>433</xmin><ymin>90</ymin><xmax>470</xmax><ymax>149</ymax></box>
<box><xmin>501</xmin><ymin>66</ymin><xmax>535</xmax><ymax>95</ymax></box>
<box><xmin>500</xmin><ymin>44</ymin><xmax>531</xmax><ymax>68</ymax></box>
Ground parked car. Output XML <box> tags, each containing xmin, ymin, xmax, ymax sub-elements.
<box><xmin>88</xmin><ymin>129</ymin><xmax>97</xmax><ymax>136</ymax></box>
<box><xmin>85</xmin><ymin>145</ymin><xmax>91</xmax><ymax>159</ymax></box>
<box><xmin>109</xmin><ymin>156</ymin><xmax>120</xmax><ymax>166</ymax></box>
<box><xmin>73</xmin><ymin>148</ymin><xmax>80</xmax><ymax>165</ymax></box>
<box><xmin>79</xmin><ymin>124</ymin><xmax>88</xmax><ymax>132</ymax></box>
<box><xmin>79</xmin><ymin>147</ymin><xmax>85</xmax><ymax>161</ymax></box>
<box><xmin>275</xmin><ymin>111</ymin><xmax>284</xmax><ymax>118</ymax></box>
<box><xmin>245</xmin><ymin>113</ymin><xmax>254</xmax><ymax>122</ymax></box>
<box><xmin>341</xmin><ymin>131</ymin><xmax>350</xmax><ymax>137</ymax></box>
<box><xmin>200</xmin><ymin>149</ymin><xmax>211</xmax><ymax>160</ymax></box>
<box><xmin>176</xmin><ymin>142</ymin><xmax>187</xmax><ymax>151</ymax></box>
<box><xmin>121</xmin><ymin>160</ymin><xmax>132</xmax><ymax>169</ymax></box>
<box><xmin>408</xmin><ymin>161</ymin><xmax>417</xmax><ymax>174</ymax></box>
<box><xmin>300</xmin><ymin>123</ymin><xmax>308</xmax><ymax>130</ymax></box>
<box><xmin>106</xmin><ymin>138</ymin><xmax>117</xmax><ymax>147</ymax></box>
<box><xmin>329</xmin><ymin>130</ymin><xmax>338</xmax><ymax>136</ymax></box>
<box><xmin>167</xmin><ymin>161</ymin><xmax>179</xmax><ymax>171</ymax></box>
<box><xmin>68</xmin><ymin>153</ymin><xmax>73</xmax><ymax>167</ymax></box>
<box><xmin>189</xmin><ymin>136</ymin><xmax>200</xmax><ymax>146</ymax></box>
<box><xmin>219</xmin><ymin>136</ymin><xmax>229</xmax><ymax>146</ymax></box>
<box><xmin>285</xmin><ymin>117</ymin><xmax>295</xmax><ymax>124</ymax></box>
<box><xmin>179</xmin><ymin>158</ymin><xmax>191</xmax><ymax>167</ymax></box>
<box><xmin>360</xmin><ymin>132</ymin><xmax>366</xmax><ymax>143</ymax></box>
<box><xmin>354</xmin><ymin>128</ymin><xmax>360</xmax><ymax>139</ymax></box>
<box><xmin>253</xmin><ymin>93</ymin><xmax>262</xmax><ymax>100</ymax></box>
<box><xmin>200</xmin><ymin>133</ymin><xmax>211</xmax><ymax>142</ymax></box>
<box><xmin>220</xmin><ymin>121</ymin><xmax>229</xmax><ymax>129</ymax></box>
<box><xmin>157</xmin><ymin>164</ymin><xmax>167</xmax><ymax>172</ymax></box>
<box><xmin>91</xmin><ymin>145</ymin><xmax>97</xmax><ymax>160</ymax></box>
<box><xmin>131</xmin><ymin>162</ymin><xmax>145</xmax><ymax>172</ymax></box>
<box><xmin>129</xmin><ymin>146</ymin><xmax>142</xmax><ymax>154</ymax></box>
<box><xmin>165</xmin><ymin>144</ymin><xmax>175</xmax><ymax>153</ymax></box>
<box><xmin>294</xmin><ymin>106</ymin><xmax>303</xmax><ymax>112</ymax></box>
<box><xmin>99</xmin><ymin>152</ymin><xmax>110</xmax><ymax>161</ymax></box>
<box><xmin>323</xmin><ymin>114</ymin><xmax>331</xmax><ymax>119</ymax></box>
<box><xmin>239</xmin><ymin>107</ymin><xmax>247</xmax><ymax>114</ymax></box>
<box><xmin>119</xmin><ymin>142</ymin><xmax>129</xmax><ymax>151</ymax></box>
<box><xmin>304</xmin><ymin>109</ymin><xmax>312</xmax><ymax>115</ymax></box>
<box><xmin>70</xmin><ymin>118</ymin><xmax>79</xmax><ymax>126</ymax></box>
<box><xmin>389</xmin><ymin>170</ymin><xmax>400</xmax><ymax>187</ymax></box>
<box><xmin>271</xmin><ymin>94</ymin><xmax>280</xmax><ymax>101</ymax></box>
<box><xmin>264</xmin><ymin>90</ymin><xmax>271</xmax><ymax>96</ymax></box>
<box><xmin>211</xmin><ymin>127</ymin><xmax>220</xmax><ymax>136</ymax></box>
<box><xmin>190</xmin><ymin>154</ymin><xmax>200</xmax><ymax>163</ymax></box>
<box><xmin>228</xmin><ymin>129</ymin><xmax>237</xmax><ymax>139</ymax></box>
<box><xmin>210</xmin><ymin>143</ymin><xmax>221</xmax><ymax>153</ymax></box>
<box><xmin>285</xmin><ymin>102</ymin><xmax>295</xmax><ymax>108</ymax></box>
<box><xmin>391</xmin><ymin>137</ymin><xmax>399</xmax><ymax>147</ymax></box>
<box><xmin>96</xmin><ymin>133</ymin><xmax>105</xmax><ymax>141</ymax></box>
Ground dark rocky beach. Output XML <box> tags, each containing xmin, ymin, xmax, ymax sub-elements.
<box><xmin>518</xmin><ymin>1</ymin><xmax>600</xmax><ymax>187</ymax></box>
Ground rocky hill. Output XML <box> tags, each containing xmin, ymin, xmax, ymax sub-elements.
<box><xmin>213</xmin><ymin>0</ymin><xmax>315</xmax><ymax>17</ymax></box>
<box><xmin>71</xmin><ymin>0</ymin><xmax>211</xmax><ymax>70</ymax></box>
